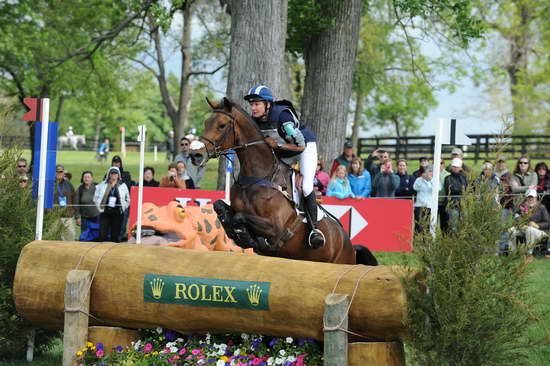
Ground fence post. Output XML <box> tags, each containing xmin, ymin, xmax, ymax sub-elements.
<box><xmin>521</xmin><ymin>136</ymin><xmax>527</xmax><ymax>156</ymax></box>
<box><xmin>474</xmin><ymin>136</ymin><xmax>480</xmax><ymax>164</ymax></box>
<box><xmin>323</xmin><ymin>293</ymin><xmax>349</xmax><ymax>366</ymax></box>
<box><xmin>62</xmin><ymin>270</ymin><xmax>92</xmax><ymax>366</ymax></box>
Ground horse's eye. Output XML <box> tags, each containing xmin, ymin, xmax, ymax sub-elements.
<box><xmin>218</xmin><ymin>123</ymin><xmax>226</xmax><ymax>130</ymax></box>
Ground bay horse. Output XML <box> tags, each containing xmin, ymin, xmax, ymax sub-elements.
<box><xmin>190</xmin><ymin>97</ymin><xmax>377</xmax><ymax>266</ymax></box>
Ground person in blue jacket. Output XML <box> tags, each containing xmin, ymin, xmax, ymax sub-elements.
<box><xmin>327</xmin><ymin>165</ymin><xmax>355</xmax><ymax>199</ymax></box>
<box><xmin>348</xmin><ymin>157</ymin><xmax>371</xmax><ymax>198</ymax></box>
<box><xmin>244</xmin><ymin>85</ymin><xmax>325</xmax><ymax>248</ymax></box>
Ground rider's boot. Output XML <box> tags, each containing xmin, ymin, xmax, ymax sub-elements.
<box><xmin>303</xmin><ymin>192</ymin><xmax>325</xmax><ymax>249</ymax></box>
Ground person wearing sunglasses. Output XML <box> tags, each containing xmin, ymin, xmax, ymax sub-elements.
<box><xmin>16</xmin><ymin>158</ymin><xmax>28</xmax><ymax>178</ymax></box>
<box><xmin>510</xmin><ymin>156</ymin><xmax>537</xmax><ymax>196</ymax></box>
<box><xmin>175</xmin><ymin>137</ymin><xmax>204</xmax><ymax>189</ymax></box>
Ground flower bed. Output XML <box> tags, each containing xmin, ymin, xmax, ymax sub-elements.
<box><xmin>75</xmin><ymin>328</ymin><xmax>323</xmax><ymax>365</ymax></box>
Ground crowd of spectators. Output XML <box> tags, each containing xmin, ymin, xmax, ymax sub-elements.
<box><xmin>14</xmin><ymin>135</ymin><xmax>550</xmax><ymax>257</ymax></box>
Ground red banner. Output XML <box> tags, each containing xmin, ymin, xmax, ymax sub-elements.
<box><xmin>129</xmin><ymin>187</ymin><xmax>413</xmax><ymax>252</ymax></box>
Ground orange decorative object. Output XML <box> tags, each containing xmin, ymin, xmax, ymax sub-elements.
<box><xmin>133</xmin><ymin>201</ymin><xmax>253</xmax><ymax>254</ymax></box>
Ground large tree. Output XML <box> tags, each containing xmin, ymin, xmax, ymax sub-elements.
<box><xmin>299</xmin><ymin>0</ymin><xmax>364</xmax><ymax>166</ymax></box>
<box><xmin>217</xmin><ymin>0</ymin><xmax>288</xmax><ymax>189</ymax></box>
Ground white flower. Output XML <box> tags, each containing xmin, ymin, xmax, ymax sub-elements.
<box><xmin>234</xmin><ymin>348</ymin><xmax>241</xmax><ymax>356</ymax></box>
<box><xmin>275</xmin><ymin>357</ymin><xmax>285</xmax><ymax>365</ymax></box>
<box><xmin>267</xmin><ymin>357</ymin><xmax>274</xmax><ymax>365</ymax></box>
<box><xmin>156</xmin><ymin>327</ymin><xmax>163</xmax><ymax>334</ymax></box>
<box><xmin>217</xmin><ymin>361</ymin><xmax>226</xmax><ymax>366</ymax></box>
<box><xmin>285</xmin><ymin>337</ymin><xmax>293</xmax><ymax>344</ymax></box>
<box><xmin>176</xmin><ymin>338</ymin><xmax>184</xmax><ymax>343</ymax></box>
<box><xmin>133</xmin><ymin>340</ymin><xmax>141</xmax><ymax>351</ymax></box>
<box><xmin>166</xmin><ymin>342</ymin><xmax>175</xmax><ymax>348</ymax></box>
<box><xmin>217</xmin><ymin>349</ymin><xmax>226</xmax><ymax>356</ymax></box>
<box><xmin>241</xmin><ymin>333</ymin><xmax>249</xmax><ymax>340</ymax></box>
<box><xmin>286</xmin><ymin>356</ymin><xmax>296</xmax><ymax>362</ymax></box>
<box><xmin>279</xmin><ymin>350</ymin><xmax>286</xmax><ymax>357</ymax></box>
<box><xmin>170</xmin><ymin>346</ymin><xmax>178</xmax><ymax>353</ymax></box>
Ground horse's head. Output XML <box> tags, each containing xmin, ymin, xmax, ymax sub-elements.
<box><xmin>190</xmin><ymin>97</ymin><xmax>242</xmax><ymax>167</ymax></box>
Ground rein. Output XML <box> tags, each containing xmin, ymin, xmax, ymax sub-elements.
<box><xmin>199</xmin><ymin>108</ymin><xmax>281</xmax><ymax>185</ymax></box>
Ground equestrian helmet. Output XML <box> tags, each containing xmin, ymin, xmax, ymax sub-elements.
<box><xmin>244</xmin><ymin>85</ymin><xmax>274</xmax><ymax>102</ymax></box>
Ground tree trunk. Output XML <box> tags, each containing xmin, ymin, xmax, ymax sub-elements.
<box><xmin>218</xmin><ymin>0</ymin><xmax>288</xmax><ymax>189</ymax></box>
<box><xmin>176</xmin><ymin>2</ymin><xmax>194</xmax><ymax>142</ymax></box>
<box><xmin>93</xmin><ymin>113</ymin><xmax>103</xmax><ymax>151</ymax></box>
<box><xmin>350</xmin><ymin>88</ymin><xmax>365</xmax><ymax>155</ymax></box>
<box><xmin>54</xmin><ymin>95</ymin><xmax>65</xmax><ymax>123</ymax></box>
<box><xmin>301</xmin><ymin>0</ymin><xmax>364</xmax><ymax>167</ymax></box>
<box><xmin>508</xmin><ymin>2</ymin><xmax>532</xmax><ymax>134</ymax></box>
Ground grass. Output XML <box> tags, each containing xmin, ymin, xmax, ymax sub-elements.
<box><xmin>3</xmin><ymin>150</ymin><xmax>549</xmax><ymax>364</ymax></box>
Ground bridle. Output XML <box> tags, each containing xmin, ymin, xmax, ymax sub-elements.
<box><xmin>198</xmin><ymin>108</ymin><xmax>281</xmax><ymax>184</ymax></box>
<box><xmin>199</xmin><ymin>109</ymin><xmax>266</xmax><ymax>159</ymax></box>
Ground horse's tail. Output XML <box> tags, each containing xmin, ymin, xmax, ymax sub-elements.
<box><xmin>353</xmin><ymin>245</ymin><xmax>378</xmax><ymax>266</ymax></box>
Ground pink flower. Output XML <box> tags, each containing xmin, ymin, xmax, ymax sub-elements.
<box><xmin>179</xmin><ymin>348</ymin><xmax>187</xmax><ymax>355</ymax></box>
<box><xmin>95</xmin><ymin>349</ymin><xmax>104</xmax><ymax>358</ymax></box>
<box><xmin>191</xmin><ymin>349</ymin><xmax>202</xmax><ymax>355</ymax></box>
<box><xmin>252</xmin><ymin>358</ymin><xmax>262</xmax><ymax>365</ymax></box>
<box><xmin>185</xmin><ymin>355</ymin><xmax>193</xmax><ymax>360</ymax></box>
<box><xmin>296</xmin><ymin>354</ymin><xmax>308</xmax><ymax>366</ymax></box>
<box><xmin>144</xmin><ymin>343</ymin><xmax>153</xmax><ymax>353</ymax></box>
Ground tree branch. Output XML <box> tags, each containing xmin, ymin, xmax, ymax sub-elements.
<box><xmin>0</xmin><ymin>64</ymin><xmax>27</xmax><ymax>97</ymax></box>
<box><xmin>186</xmin><ymin>62</ymin><xmax>227</xmax><ymax>80</ymax></box>
<box><xmin>127</xmin><ymin>57</ymin><xmax>160</xmax><ymax>78</ymax></box>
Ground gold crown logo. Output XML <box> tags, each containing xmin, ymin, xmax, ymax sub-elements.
<box><xmin>246</xmin><ymin>284</ymin><xmax>262</xmax><ymax>306</ymax></box>
<box><xmin>150</xmin><ymin>278</ymin><xmax>165</xmax><ymax>299</ymax></box>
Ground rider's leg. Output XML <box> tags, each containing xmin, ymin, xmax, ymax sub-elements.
<box><xmin>300</xmin><ymin>142</ymin><xmax>325</xmax><ymax>248</ymax></box>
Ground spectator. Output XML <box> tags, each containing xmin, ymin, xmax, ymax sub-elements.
<box><xmin>395</xmin><ymin>159</ymin><xmax>415</xmax><ymax>199</ymax></box>
<box><xmin>97</xmin><ymin>138</ymin><xmax>110</xmax><ymax>161</ymax></box>
<box><xmin>176</xmin><ymin>161</ymin><xmax>195</xmax><ymax>189</ymax></box>
<box><xmin>534</xmin><ymin>161</ymin><xmax>550</xmax><ymax>214</ymax></box>
<box><xmin>160</xmin><ymin>163</ymin><xmax>186</xmax><ymax>189</ymax></box>
<box><xmin>364</xmin><ymin>148</ymin><xmax>390</xmax><ymax>178</ymax></box>
<box><xmin>143</xmin><ymin>167</ymin><xmax>160</xmax><ymax>187</ymax></box>
<box><xmin>495</xmin><ymin>156</ymin><xmax>513</xmax><ymax>209</ymax></box>
<box><xmin>348</xmin><ymin>157</ymin><xmax>371</xmax><ymax>198</ymax></box>
<box><xmin>110</xmin><ymin>155</ymin><xmax>133</xmax><ymax>241</ymax></box>
<box><xmin>314</xmin><ymin>159</ymin><xmax>330</xmax><ymax>196</ymax></box>
<box><xmin>475</xmin><ymin>162</ymin><xmax>501</xmax><ymax>204</ymax></box>
<box><xmin>327</xmin><ymin>165</ymin><xmax>355</xmax><ymax>199</ymax></box>
<box><xmin>495</xmin><ymin>156</ymin><xmax>510</xmax><ymax>182</ymax></box>
<box><xmin>444</xmin><ymin>158</ymin><xmax>468</xmax><ymax>232</ymax></box>
<box><xmin>446</xmin><ymin>147</ymin><xmax>470</xmax><ymax>174</ymax></box>
<box><xmin>372</xmin><ymin>159</ymin><xmax>400</xmax><ymax>198</ymax></box>
<box><xmin>94</xmin><ymin>166</ymin><xmax>130</xmax><ymax>243</ymax></box>
<box><xmin>412</xmin><ymin>157</ymin><xmax>429</xmax><ymax>179</ymax></box>
<box><xmin>330</xmin><ymin>140</ymin><xmax>355</xmax><ymax>175</ymax></box>
<box><xmin>438</xmin><ymin>159</ymin><xmax>451</xmax><ymax>232</ymax></box>
<box><xmin>54</xmin><ymin>164</ymin><xmax>76</xmax><ymax>241</ymax></box>
<box><xmin>175</xmin><ymin>137</ymin><xmax>205</xmax><ymax>189</ymax></box>
<box><xmin>16</xmin><ymin>158</ymin><xmax>28</xmax><ymax>178</ymax></box>
<box><xmin>19</xmin><ymin>175</ymin><xmax>29</xmax><ymax>188</ymax></box>
<box><xmin>509</xmin><ymin>156</ymin><xmax>537</xmax><ymax>196</ymax></box>
<box><xmin>75</xmin><ymin>171</ymin><xmax>101</xmax><ymax>242</ymax></box>
<box><xmin>510</xmin><ymin>189</ymin><xmax>550</xmax><ymax>254</ymax></box>
<box><xmin>413</xmin><ymin>165</ymin><xmax>433</xmax><ymax>233</ymax></box>
<box><xmin>166</xmin><ymin>130</ymin><xmax>175</xmax><ymax>161</ymax></box>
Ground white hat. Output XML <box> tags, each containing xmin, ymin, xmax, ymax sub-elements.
<box><xmin>525</xmin><ymin>189</ymin><xmax>537</xmax><ymax>198</ymax></box>
<box><xmin>451</xmin><ymin>158</ymin><xmax>463</xmax><ymax>168</ymax></box>
<box><xmin>451</xmin><ymin>147</ymin><xmax>463</xmax><ymax>155</ymax></box>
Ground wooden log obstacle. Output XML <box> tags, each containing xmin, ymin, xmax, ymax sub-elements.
<box><xmin>14</xmin><ymin>241</ymin><xmax>414</xmax><ymax>365</ymax></box>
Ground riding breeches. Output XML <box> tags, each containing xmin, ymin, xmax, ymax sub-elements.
<box><xmin>300</xmin><ymin>142</ymin><xmax>318</xmax><ymax>196</ymax></box>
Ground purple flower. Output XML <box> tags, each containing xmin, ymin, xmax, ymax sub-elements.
<box><xmin>115</xmin><ymin>345</ymin><xmax>123</xmax><ymax>352</ymax></box>
<box><xmin>99</xmin><ymin>363</ymin><xmax>106</xmax><ymax>366</ymax></box>
<box><xmin>96</xmin><ymin>342</ymin><xmax>104</xmax><ymax>350</ymax></box>
<box><xmin>268</xmin><ymin>338</ymin><xmax>278</xmax><ymax>348</ymax></box>
<box><xmin>284</xmin><ymin>362</ymin><xmax>292</xmax><ymax>366</ymax></box>
<box><xmin>164</xmin><ymin>329</ymin><xmax>177</xmax><ymax>341</ymax></box>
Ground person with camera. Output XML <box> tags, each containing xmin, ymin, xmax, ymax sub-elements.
<box><xmin>94</xmin><ymin>166</ymin><xmax>130</xmax><ymax>242</ymax></box>
<box><xmin>364</xmin><ymin>148</ymin><xmax>390</xmax><ymax>178</ymax></box>
<box><xmin>160</xmin><ymin>162</ymin><xmax>186</xmax><ymax>189</ymax></box>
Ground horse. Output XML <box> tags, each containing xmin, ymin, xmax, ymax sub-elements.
<box><xmin>58</xmin><ymin>135</ymin><xmax>86</xmax><ymax>150</ymax></box>
<box><xmin>190</xmin><ymin>97</ymin><xmax>378</xmax><ymax>266</ymax></box>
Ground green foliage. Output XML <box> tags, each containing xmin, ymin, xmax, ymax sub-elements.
<box><xmin>287</xmin><ymin>0</ymin><xmax>337</xmax><ymax>54</ymax></box>
<box><xmin>401</xmin><ymin>181</ymin><xmax>544</xmax><ymax>365</ymax></box>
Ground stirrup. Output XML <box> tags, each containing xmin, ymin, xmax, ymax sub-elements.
<box><xmin>308</xmin><ymin>229</ymin><xmax>325</xmax><ymax>249</ymax></box>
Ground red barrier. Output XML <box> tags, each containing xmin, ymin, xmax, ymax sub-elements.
<box><xmin>129</xmin><ymin>187</ymin><xmax>413</xmax><ymax>252</ymax></box>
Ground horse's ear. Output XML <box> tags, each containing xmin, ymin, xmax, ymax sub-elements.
<box><xmin>222</xmin><ymin>97</ymin><xmax>233</xmax><ymax>112</ymax></box>
<box><xmin>206</xmin><ymin>97</ymin><xmax>216</xmax><ymax>109</ymax></box>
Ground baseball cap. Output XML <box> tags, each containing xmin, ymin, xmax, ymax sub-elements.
<box><xmin>496</xmin><ymin>155</ymin><xmax>506</xmax><ymax>162</ymax></box>
<box><xmin>418</xmin><ymin>156</ymin><xmax>428</xmax><ymax>162</ymax></box>
<box><xmin>451</xmin><ymin>158</ymin><xmax>463</xmax><ymax>168</ymax></box>
<box><xmin>525</xmin><ymin>189</ymin><xmax>537</xmax><ymax>198</ymax></box>
<box><xmin>344</xmin><ymin>141</ymin><xmax>353</xmax><ymax>149</ymax></box>
<box><xmin>481</xmin><ymin>162</ymin><xmax>493</xmax><ymax>170</ymax></box>
<box><xmin>451</xmin><ymin>147</ymin><xmax>463</xmax><ymax>155</ymax></box>
<box><xmin>56</xmin><ymin>164</ymin><xmax>65</xmax><ymax>172</ymax></box>
<box><xmin>112</xmin><ymin>155</ymin><xmax>122</xmax><ymax>163</ymax></box>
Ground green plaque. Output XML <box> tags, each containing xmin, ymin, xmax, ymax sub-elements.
<box><xmin>144</xmin><ymin>274</ymin><xmax>270</xmax><ymax>311</ymax></box>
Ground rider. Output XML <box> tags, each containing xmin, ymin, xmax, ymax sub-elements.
<box><xmin>66</xmin><ymin>126</ymin><xmax>74</xmax><ymax>137</ymax></box>
<box><xmin>244</xmin><ymin>85</ymin><xmax>325</xmax><ymax>248</ymax></box>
